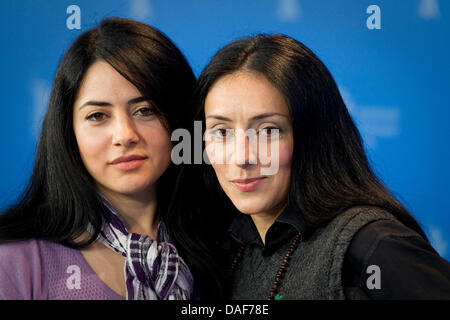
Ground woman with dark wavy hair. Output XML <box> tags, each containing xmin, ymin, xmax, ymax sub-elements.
<box><xmin>173</xmin><ymin>34</ymin><xmax>450</xmax><ymax>299</ymax></box>
<box><xmin>0</xmin><ymin>18</ymin><xmax>222</xmax><ymax>300</ymax></box>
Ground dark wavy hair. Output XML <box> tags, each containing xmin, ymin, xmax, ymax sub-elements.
<box><xmin>0</xmin><ymin>17</ymin><xmax>224</xmax><ymax>299</ymax></box>
<box><xmin>169</xmin><ymin>33</ymin><xmax>428</xmax><ymax>272</ymax></box>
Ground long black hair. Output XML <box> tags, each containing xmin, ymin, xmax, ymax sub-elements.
<box><xmin>0</xmin><ymin>17</ymin><xmax>225</xmax><ymax>299</ymax></box>
<box><xmin>175</xmin><ymin>33</ymin><xmax>428</xmax><ymax>256</ymax></box>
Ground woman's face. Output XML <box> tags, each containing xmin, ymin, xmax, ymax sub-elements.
<box><xmin>73</xmin><ymin>60</ymin><xmax>172</xmax><ymax>200</ymax></box>
<box><xmin>204</xmin><ymin>72</ymin><xmax>294</xmax><ymax>218</ymax></box>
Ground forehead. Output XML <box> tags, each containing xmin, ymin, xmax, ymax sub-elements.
<box><xmin>204</xmin><ymin>71</ymin><xmax>290</xmax><ymax>119</ymax></box>
<box><xmin>74</xmin><ymin>60</ymin><xmax>140</xmax><ymax>105</ymax></box>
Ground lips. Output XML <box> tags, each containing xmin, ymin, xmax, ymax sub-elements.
<box><xmin>231</xmin><ymin>177</ymin><xmax>266</xmax><ymax>192</ymax></box>
<box><xmin>110</xmin><ymin>154</ymin><xmax>147</xmax><ymax>171</ymax></box>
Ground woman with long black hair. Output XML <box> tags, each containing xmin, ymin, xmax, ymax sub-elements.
<box><xmin>0</xmin><ymin>17</ymin><xmax>223</xmax><ymax>300</ymax></box>
<box><xmin>173</xmin><ymin>34</ymin><xmax>450</xmax><ymax>299</ymax></box>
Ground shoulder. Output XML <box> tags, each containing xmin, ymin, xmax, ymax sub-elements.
<box><xmin>324</xmin><ymin>206</ymin><xmax>400</xmax><ymax>250</ymax></box>
<box><xmin>338</xmin><ymin>206</ymin><xmax>396</xmax><ymax>227</ymax></box>
<box><xmin>316</xmin><ymin>206</ymin><xmax>396</xmax><ymax>237</ymax></box>
<box><xmin>303</xmin><ymin>206</ymin><xmax>397</xmax><ymax>260</ymax></box>
<box><xmin>0</xmin><ymin>238</ymin><xmax>44</xmax><ymax>269</ymax></box>
<box><xmin>0</xmin><ymin>239</ymin><xmax>43</xmax><ymax>299</ymax></box>
<box><xmin>0</xmin><ymin>238</ymin><xmax>70</xmax><ymax>264</ymax></box>
<box><xmin>0</xmin><ymin>238</ymin><xmax>70</xmax><ymax>299</ymax></box>
<box><xmin>309</xmin><ymin>206</ymin><xmax>396</xmax><ymax>252</ymax></box>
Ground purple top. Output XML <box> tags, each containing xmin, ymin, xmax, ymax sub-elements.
<box><xmin>0</xmin><ymin>239</ymin><xmax>124</xmax><ymax>300</ymax></box>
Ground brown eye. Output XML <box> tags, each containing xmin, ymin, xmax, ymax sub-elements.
<box><xmin>207</xmin><ymin>128</ymin><xmax>233</xmax><ymax>142</ymax></box>
<box><xmin>86</xmin><ymin>112</ymin><xmax>106</xmax><ymax>122</ymax></box>
<box><xmin>217</xmin><ymin>129</ymin><xmax>227</xmax><ymax>136</ymax></box>
<box><xmin>135</xmin><ymin>107</ymin><xmax>155</xmax><ymax>117</ymax></box>
<box><xmin>260</xmin><ymin>127</ymin><xmax>280</xmax><ymax>136</ymax></box>
<box><xmin>214</xmin><ymin>128</ymin><xmax>233</xmax><ymax>138</ymax></box>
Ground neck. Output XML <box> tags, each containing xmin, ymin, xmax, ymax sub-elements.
<box><xmin>250</xmin><ymin>201</ymin><xmax>287</xmax><ymax>246</ymax></box>
<box><xmin>99</xmin><ymin>185</ymin><xmax>159</xmax><ymax>240</ymax></box>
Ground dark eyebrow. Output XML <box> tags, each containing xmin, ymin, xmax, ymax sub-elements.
<box><xmin>79</xmin><ymin>101</ymin><xmax>112</xmax><ymax>109</ymax></box>
<box><xmin>249</xmin><ymin>112</ymin><xmax>289</xmax><ymax>121</ymax></box>
<box><xmin>205</xmin><ymin>112</ymin><xmax>288</xmax><ymax>122</ymax></box>
<box><xmin>127</xmin><ymin>96</ymin><xmax>150</xmax><ymax>105</ymax></box>
<box><xmin>205</xmin><ymin>115</ymin><xmax>232</xmax><ymax>121</ymax></box>
<box><xmin>79</xmin><ymin>96</ymin><xmax>150</xmax><ymax>110</ymax></box>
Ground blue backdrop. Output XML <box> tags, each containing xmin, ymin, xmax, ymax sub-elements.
<box><xmin>0</xmin><ymin>0</ymin><xmax>448</xmax><ymax>260</ymax></box>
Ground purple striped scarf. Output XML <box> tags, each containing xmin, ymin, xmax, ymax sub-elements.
<box><xmin>94</xmin><ymin>196</ymin><xmax>193</xmax><ymax>300</ymax></box>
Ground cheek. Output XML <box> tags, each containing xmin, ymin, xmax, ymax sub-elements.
<box><xmin>209</xmin><ymin>157</ymin><xmax>227</xmax><ymax>182</ymax></box>
<box><xmin>205</xmin><ymin>139</ymin><xmax>228</xmax><ymax>166</ymax></box>
<box><xmin>77</xmin><ymin>134</ymin><xmax>103</xmax><ymax>156</ymax></box>
<box><xmin>205</xmin><ymin>141</ymin><xmax>226</xmax><ymax>184</ymax></box>
<box><xmin>278</xmin><ymin>141</ymin><xmax>293</xmax><ymax>168</ymax></box>
<box><xmin>144</xmin><ymin>125</ymin><xmax>172</xmax><ymax>165</ymax></box>
<box><xmin>74</xmin><ymin>127</ymin><xmax>109</xmax><ymax>169</ymax></box>
<box><xmin>205</xmin><ymin>141</ymin><xmax>218</xmax><ymax>164</ymax></box>
<box><xmin>268</xmin><ymin>140</ymin><xmax>293</xmax><ymax>193</ymax></box>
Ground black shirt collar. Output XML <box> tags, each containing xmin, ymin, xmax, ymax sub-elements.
<box><xmin>221</xmin><ymin>205</ymin><xmax>316</xmax><ymax>255</ymax></box>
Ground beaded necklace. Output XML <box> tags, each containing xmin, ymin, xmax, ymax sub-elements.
<box><xmin>228</xmin><ymin>233</ymin><xmax>301</xmax><ymax>300</ymax></box>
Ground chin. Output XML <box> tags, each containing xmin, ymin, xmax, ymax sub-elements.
<box><xmin>100</xmin><ymin>180</ymin><xmax>154</xmax><ymax>198</ymax></box>
<box><xmin>230</xmin><ymin>197</ymin><xmax>270</xmax><ymax>215</ymax></box>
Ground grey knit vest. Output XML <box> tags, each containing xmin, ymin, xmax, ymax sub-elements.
<box><xmin>229</xmin><ymin>206</ymin><xmax>397</xmax><ymax>300</ymax></box>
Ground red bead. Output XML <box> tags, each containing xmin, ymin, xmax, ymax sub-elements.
<box><xmin>229</xmin><ymin>232</ymin><xmax>301</xmax><ymax>300</ymax></box>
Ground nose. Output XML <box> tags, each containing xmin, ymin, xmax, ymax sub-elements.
<box><xmin>112</xmin><ymin>114</ymin><xmax>139</xmax><ymax>147</ymax></box>
<box><xmin>233</xmin><ymin>129</ymin><xmax>257</xmax><ymax>168</ymax></box>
